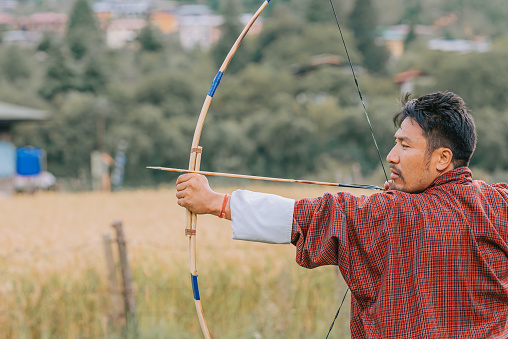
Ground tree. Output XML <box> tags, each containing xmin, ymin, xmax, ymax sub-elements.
<box><xmin>66</xmin><ymin>0</ymin><xmax>102</xmax><ymax>60</ymax></box>
<box><xmin>414</xmin><ymin>48</ymin><xmax>508</xmax><ymax>112</ymax></box>
<box><xmin>212</xmin><ymin>0</ymin><xmax>249</xmax><ymax>74</ymax></box>
<box><xmin>0</xmin><ymin>47</ymin><xmax>31</xmax><ymax>82</ymax></box>
<box><xmin>39</xmin><ymin>47</ymin><xmax>78</xmax><ymax>100</ymax></box>
<box><xmin>136</xmin><ymin>25</ymin><xmax>164</xmax><ymax>52</ymax></box>
<box><xmin>80</xmin><ymin>57</ymin><xmax>108</xmax><ymax>94</ymax></box>
<box><xmin>348</xmin><ymin>0</ymin><xmax>388</xmax><ymax>72</ymax></box>
<box><xmin>251</xmin><ymin>4</ymin><xmax>304</xmax><ymax>63</ymax></box>
<box><xmin>306</xmin><ymin>0</ymin><xmax>336</xmax><ymax>23</ymax></box>
<box><xmin>135</xmin><ymin>70</ymin><xmax>199</xmax><ymax>116</ymax></box>
<box><xmin>37</xmin><ymin>33</ymin><xmax>54</xmax><ymax>53</ymax></box>
<box><xmin>400</xmin><ymin>0</ymin><xmax>422</xmax><ymax>46</ymax></box>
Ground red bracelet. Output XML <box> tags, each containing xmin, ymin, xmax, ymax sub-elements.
<box><xmin>219</xmin><ymin>194</ymin><xmax>229</xmax><ymax>218</ymax></box>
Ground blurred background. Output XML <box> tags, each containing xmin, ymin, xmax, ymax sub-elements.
<box><xmin>0</xmin><ymin>0</ymin><xmax>506</xmax><ymax>193</ymax></box>
<box><xmin>0</xmin><ymin>0</ymin><xmax>507</xmax><ymax>337</ymax></box>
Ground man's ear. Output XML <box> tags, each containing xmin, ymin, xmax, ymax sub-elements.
<box><xmin>435</xmin><ymin>147</ymin><xmax>453</xmax><ymax>171</ymax></box>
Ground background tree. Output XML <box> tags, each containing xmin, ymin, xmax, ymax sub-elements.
<box><xmin>39</xmin><ymin>47</ymin><xmax>78</xmax><ymax>100</ymax></box>
<box><xmin>212</xmin><ymin>0</ymin><xmax>250</xmax><ymax>74</ymax></box>
<box><xmin>348</xmin><ymin>0</ymin><xmax>389</xmax><ymax>72</ymax></box>
<box><xmin>37</xmin><ymin>33</ymin><xmax>54</xmax><ymax>53</ymax></box>
<box><xmin>400</xmin><ymin>0</ymin><xmax>422</xmax><ymax>46</ymax></box>
<box><xmin>6</xmin><ymin>0</ymin><xmax>508</xmax><ymax>187</ymax></box>
<box><xmin>66</xmin><ymin>0</ymin><xmax>102</xmax><ymax>60</ymax></box>
<box><xmin>0</xmin><ymin>47</ymin><xmax>31</xmax><ymax>82</ymax></box>
<box><xmin>136</xmin><ymin>25</ymin><xmax>164</xmax><ymax>52</ymax></box>
<box><xmin>306</xmin><ymin>0</ymin><xmax>337</xmax><ymax>23</ymax></box>
<box><xmin>80</xmin><ymin>57</ymin><xmax>108</xmax><ymax>94</ymax></box>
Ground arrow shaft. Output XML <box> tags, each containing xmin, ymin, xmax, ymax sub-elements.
<box><xmin>147</xmin><ymin>166</ymin><xmax>382</xmax><ymax>190</ymax></box>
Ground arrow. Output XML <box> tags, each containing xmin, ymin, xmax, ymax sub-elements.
<box><xmin>147</xmin><ymin>166</ymin><xmax>383</xmax><ymax>190</ymax></box>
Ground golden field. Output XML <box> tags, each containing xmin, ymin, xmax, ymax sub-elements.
<box><xmin>0</xmin><ymin>184</ymin><xmax>366</xmax><ymax>338</ymax></box>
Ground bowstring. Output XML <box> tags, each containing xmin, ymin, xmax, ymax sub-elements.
<box><xmin>325</xmin><ymin>0</ymin><xmax>389</xmax><ymax>337</ymax></box>
<box><xmin>328</xmin><ymin>0</ymin><xmax>389</xmax><ymax>184</ymax></box>
<box><xmin>325</xmin><ymin>287</ymin><xmax>349</xmax><ymax>339</ymax></box>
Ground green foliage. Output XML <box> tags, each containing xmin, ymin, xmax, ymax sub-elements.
<box><xmin>470</xmin><ymin>107</ymin><xmax>508</xmax><ymax>171</ymax></box>
<box><xmin>81</xmin><ymin>57</ymin><xmax>108</xmax><ymax>94</ymax></box>
<box><xmin>409</xmin><ymin>45</ymin><xmax>508</xmax><ymax>112</ymax></box>
<box><xmin>136</xmin><ymin>25</ymin><xmax>164</xmax><ymax>52</ymax></box>
<box><xmin>6</xmin><ymin>0</ymin><xmax>508</xmax><ymax>187</ymax></box>
<box><xmin>0</xmin><ymin>47</ymin><xmax>31</xmax><ymax>82</ymax></box>
<box><xmin>134</xmin><ymin>70</ymin><xmax>198</xmax><ymax>112</ymax></box>
<box><xmin>348</xmin><ymin>0</ymin><xmax>389</xmax><ymax>72</ymax></box>
<box><xmin>252</xmin><ymin>4</ymin><xmax>304</xmax><ymax>63</ymax></box>
<box><xmin>212</xmin><ymin>0</ymin><xmax>249</xmax><ymax>74</ymax></box>
<box><xmin>66</xmin><ymin>0</ymin><xmax>102</xmax><ymax>60</ymax></box>
<box><xmin>39</xmin><ymin>47</ymin><xmax>78</xmax><ymax>100</ymax></box>
<box><xmin>306</xmin><ymin>0</ymin><xmax>337</xmax><ymax>23</ymax></box>
<box><xmin>441</xmin><ymin>0</ymin><xmax>508</xmax><ymax>37</ymax></box>
<box><xmin>37</xmin><ymin>33</ymin><xmax>54</xmax><ymax>53</ymax></box>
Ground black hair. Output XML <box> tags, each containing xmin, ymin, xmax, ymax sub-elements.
<box><xmin>393</xmin><ymin>92</ymin><xmax>476</xmax><ymax>168</ymax></box>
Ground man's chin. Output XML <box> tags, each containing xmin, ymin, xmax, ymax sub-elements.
<box><xmin>389</xmin><ymin>180</ymin><xmax>406</xmax><ymax>192</ymax></box>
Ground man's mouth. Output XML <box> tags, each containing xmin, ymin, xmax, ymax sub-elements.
<box><xmin>390</xmin><ymin>168</ymin><xmax>400</xmax><ymax>180</ymax></box>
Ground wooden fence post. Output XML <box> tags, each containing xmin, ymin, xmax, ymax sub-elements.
<box><xmin>102</xmin><ymin>233</ymin><xmax>124</xmax><ymax>330</ymax></box>
<box><xmin>112</xmin><ymin>219</ymin><xmax>138</xmax><ymax>338</ymax></box>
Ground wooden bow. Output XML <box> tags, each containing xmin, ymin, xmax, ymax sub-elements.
<box><xmin>185</xmin><ymin>1</ymin><xmax>271</xmax><ymax>337</ymax></box>
<box><xmin>182</xmin><ymin>0</ymin><xmax>390</xmax><ymax>336</ymax></box>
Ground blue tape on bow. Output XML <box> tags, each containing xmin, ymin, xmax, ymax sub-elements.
<box><xmin>208</xmin><ymin>71</ymin><xmax>224</xmax><ymax>97</ymax></box>
<box><xmin>191</xmin><ymin>274</ymin><xmax>201</xmax><ymax>300</ymax></box>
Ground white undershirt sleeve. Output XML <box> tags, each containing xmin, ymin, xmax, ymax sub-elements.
<box><xmin>230</xmin><ymin>189</ymin><xmax>295</xmax><ymax>244</ymax></box>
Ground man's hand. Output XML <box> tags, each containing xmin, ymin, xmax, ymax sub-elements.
<box><xmin>176</xmin><ymin>173</ymin><xmax>227</xmax><ymax>216</ymax></box>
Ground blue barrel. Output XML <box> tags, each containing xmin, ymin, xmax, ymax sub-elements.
<box><xmin>16</xmin><ymin>147</ymin><xmax>42</xmax><ymax>176</ymax></box>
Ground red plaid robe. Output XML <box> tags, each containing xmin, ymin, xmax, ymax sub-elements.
<box><xmin>292</xmin><ymin>167</ymin><xmax>508</xmax><ymax>338</ymax></box>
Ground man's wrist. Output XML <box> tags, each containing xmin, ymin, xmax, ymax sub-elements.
<box><xmin>218</xmin><ymin>194</ymin><xmax>229</xmax><ymax>218</ymax></box>
<box><xmin>210</xmin><ymin>192</ymin><xmax>231</xmax><ymax>220</ymax></box>
<box><xmin>209</xmin><ymin>192</ymin><xmax>224</xmax><ymax>216</ymax></box>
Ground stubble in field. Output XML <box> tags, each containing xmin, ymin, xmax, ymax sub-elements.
<box><xmin>0</xmin><ymin>185</ymin><xmax>360</xmax><ymax>338</ymax></box>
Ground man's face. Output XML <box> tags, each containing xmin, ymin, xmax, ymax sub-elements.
<box><xmin>386</xmin><ymin>118</ymin><xmax>440</xmax><ymax>193</ymax></box>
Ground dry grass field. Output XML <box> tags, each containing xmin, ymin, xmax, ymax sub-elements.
<box><xmin>0</xmin><ymin>184</ymin><xmax>370</xmax><ymax>338</ymax></box>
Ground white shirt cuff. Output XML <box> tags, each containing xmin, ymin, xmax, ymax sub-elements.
<box><xmin>230</xmin><ymin>189</ymin><xmax>294</xmax><ymax>244</ymax></box>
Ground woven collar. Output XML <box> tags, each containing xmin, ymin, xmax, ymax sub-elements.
<box><xmin>427</xmin><ymin>167</ymin><xmax>473</xmax><ymax>189</ymax></box>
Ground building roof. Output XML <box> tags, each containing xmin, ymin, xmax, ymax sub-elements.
<box><xmin>108</xmin><ymin>18</ymin><xmax>146</xmax><ymax>31</ymax></box>
<box><xmin>0</xmin><ymin>12</ymin><xmax>14</xmax><ymax>25</ymax></box>
<box><xmin>393</xmin><ymin>69</ymin><xmax>424</xmax><ymax>83</ymax></box>
<box><xmin>28</xmin><ymin>12</ymin><xmax>67</xmax><ymax>24</ymax></box>
<box><xmin>177</xmin><ymin>4</ymin><xmax>211</xmax><ymax>16</ymax></box>
<box><xmin>0</xmin><ymin>101</ymin><xmax>48</xmax><ymax>122</ymax></box>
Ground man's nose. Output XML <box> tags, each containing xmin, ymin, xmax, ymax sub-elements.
<box><xmin>386</xmin><ymin>146</ymin><xmax>398</xmax><ymax>164</ymax></box>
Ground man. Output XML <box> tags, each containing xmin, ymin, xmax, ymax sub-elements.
<box><xmin>176</xmin><ymin>92</ymin><xmax>508</xmax><ymax>338</ymax></box>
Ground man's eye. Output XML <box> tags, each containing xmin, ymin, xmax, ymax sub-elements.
<box><xmin>402</xmin><ymin>143</ymin><xmax>409</xmax><ymax>148</ymax></box>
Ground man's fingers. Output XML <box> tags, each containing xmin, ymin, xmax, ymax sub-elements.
<box><xmin>177</xmin><ymin>197</ymin><xmax>186</xmax><ymax>207</ymax></box>
<box><xmin>175</xmin><ymin>173</ymin><xmax>214</xmax><ymax>214</ymax></box>
<box><xmin>175</xmin><ymin>190</ymin><xmax>186</xmax><ymax>199</ymax></box>
<box><xmin>384</xmin><ymin>180</ymin><xmax>393</xmax><ymax>190</ymax></box>
<box><xmin>176</xmin><ymin>173</ymin><xmax>192</xmax><ymax>185</ymax></box>
<box><xmin>176</xmin><ymin>181</ymin><xmax>188</xmax><ymax>192</ymax></box>
<box><xmin>176</xmin><ymin>173</ymin><xmax>207</xmax><ymax>185</ymax></box>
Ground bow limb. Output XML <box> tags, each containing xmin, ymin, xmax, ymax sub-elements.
<box><xmin>185</xmin><ymin>1</ymin><xmax>271</xmax><ymax>338</ymax></box>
